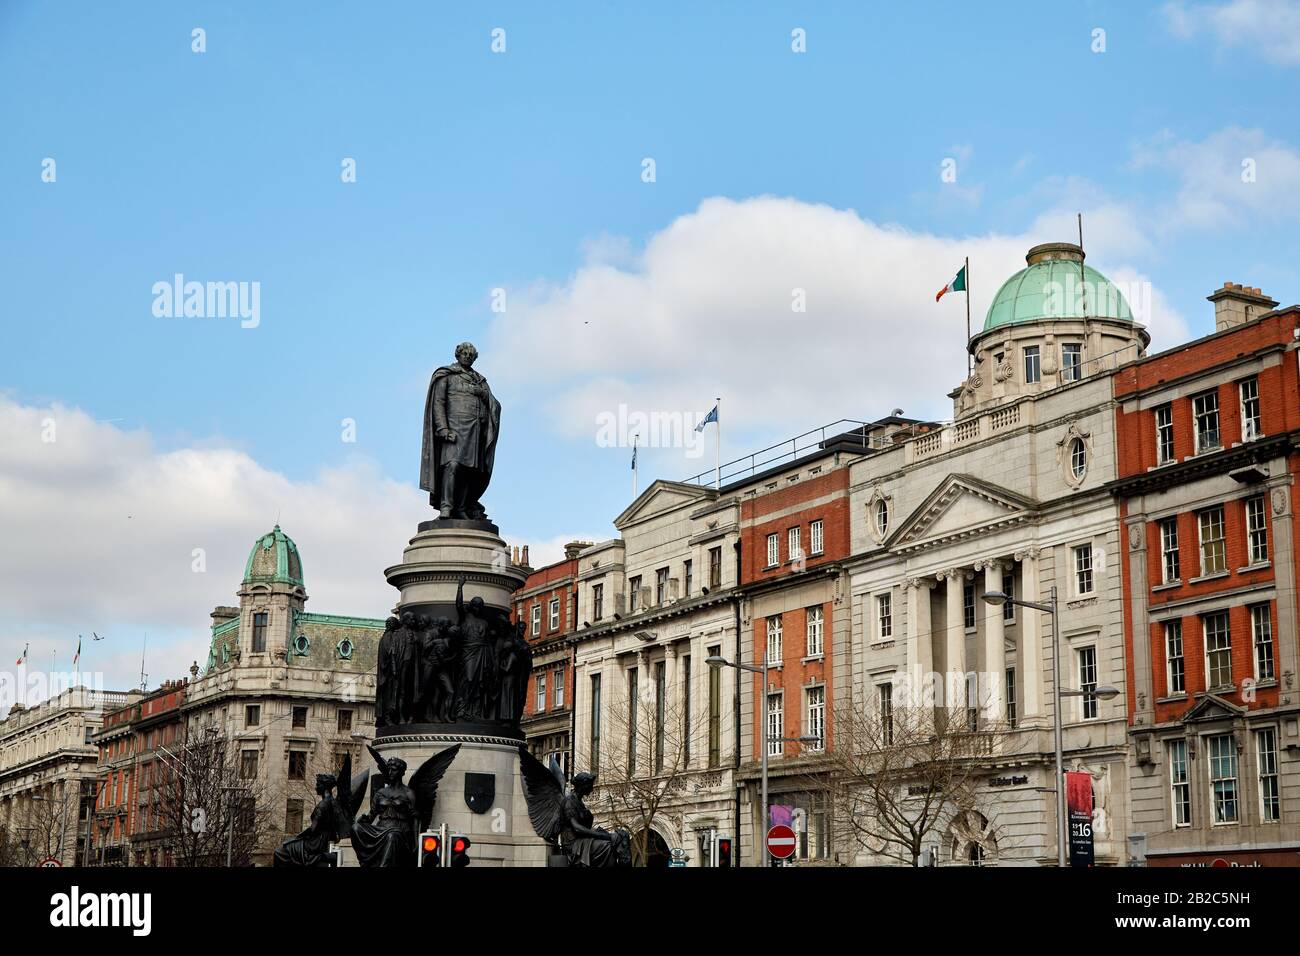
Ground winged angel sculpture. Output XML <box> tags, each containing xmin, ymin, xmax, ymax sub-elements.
<box><xmin>518</xmin><ymin>746</ymin><xmax>631</xmax><ymax>867</ymax></box>
<box><xmin>272</xmin><ymin>753</ymin><xmax>370</xmax><ymax>867</ymax></box>
<box><xmin>351</xmin><ymin>744</ymin><xmax>461</xmax><ymax>868</ymax></box>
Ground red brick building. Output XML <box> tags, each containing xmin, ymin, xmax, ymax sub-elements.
<box><xmin>1112</xmin><ymin>283</ymin><xmax>1300</xmax><ymax>865</ymax></box>
<box><xmin>513</xmin><ymin>542</ymin><xmax>586</xmax><ymax>776</ymax></box>
<box><xmin>90</xmin><ymin>679</ymin><xmax>188</xmax><ymax>866</ymax></box>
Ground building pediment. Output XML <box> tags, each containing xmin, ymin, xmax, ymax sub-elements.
<box><xmin>886</xmin><ymin>474</ymin><xmax>1037</xmax><ymax>553</ymax></box>
<box><xmin>1179</xmin><ymin>693</ymin><xmax>1247</xmax><ymax>725</ymax></box>
<box><xmin>615</xmin><ymin>480</ymin><xmax>716</xmax><ymax>530</ymax></box>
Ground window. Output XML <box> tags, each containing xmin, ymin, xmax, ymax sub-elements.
<box><xmin>1198</xmin><ymin>507</ymin><xmax>1226</xmax><ymax>575</ymax></box>
<box><xmin>554</xmin><ymin>668</ymin><xmax>565</xmax><ymax>708</ymax></box>
<box><xmin>1165</xmin><ymin>621</ymin><xmax>1185</xmax><ymax>695</ymax></box>
<box><xmin>535</xmin><ymin>672</ymin><xmax>547</xmax><ymax>713</ymax></box>
<box><xmin>788</xmin><ymin>527</ymin><xmax>802</xmax><ymax>563</ymax></box>
<box><xmin>1155</xmin><ymin>404</ymin><xmax>1174</xmax><ymax>464</ymax></box>
<box><xmin>810</xmin><ymin>519</ymin><xmax>824</xmax><ymax>555</ymax></box>
<box><xmin>1002</xmin><ymin>571</ymin><xmax>1015</xmax><ymax>622</ymax></box>
<box><xmin>656</xmin><ymin>567</ymin><xmax>669</xmax><ymax>605</ymax></box>
<box><xmin>530</xmin><ymin>605</ymin><xmax>541</xmax><ymax>635</ymax></box>
<box><xmin>1159</xmin><ymin>518</ymin><xmax>1180</xmax><ymax>583</ymax></box>
<box><xmin>1193</xmin><ymin>390</ymin><xmax>1221</xmax><ymax>453</ymax></box>
<box><xmin>244</xmin><ymin>705</ymin><xmax>260</xmax><ymax>728</ymax></box>
<box><xmin>288</xmin><ymin>751</ymin><xmax>307</xmax><ymax>780</ymax></box>
<box><xmin>292</xmin><ymin>706</ymin><xmax>308</xmax><ymax>729</ymax></box>
<box><xmin>654</xmin><ymin>662</ymin><xmax>666</xmax><ymax>773</ymax></box>
<box><xmin>1257</xmin><ymin>728</ymin><xmax>1280</xmax><ymax>823</ymax></box>
<box><xmin>708</xmin><ymin>547</ymin><xmax>722</xmax><ymax>588</ymax></box>
<box><xmin>1239</xmin><ymin>376</ymin><xmax>1261</xmax><ymax>440</ymax></box>
<box><xmin>807</xmin><ymin>686</ymin><xmax>826</xmax><ymax>750</ymax></box>
<box><xmin>875</xmin><ymin>499</ymin><xmax>890</xmax><ymax>537</ymax></box>
<box><xmin>628</xmin><ymin>576</ymin><xmax>642</xmax><ymax>612</ymax></box>
<box><xmin>963</xmin><ymin>581</ymin><xmax>976</xmax><ymax>630</ymax></box>
<box><xmin>1252</xmin><ymin>604</ymin><xmax>1274</xmax><ymax>681</ymax></box>
<box><xmin>1061</xmin><ymin>343</ymin><xmax>1082</xmax><ymax>382</ymax></box>
<box><xmin>766</xmin><ymin>693</ymin><xmax>784</xmax><ymax>757</ymax></box>
<box><xmin>766</xmin><ymin>534</ymin><xmax>779</xmax><ymax>568</ymax></box>
<box><xmin>592</xmin><ymin>583</ymin><xmax>604</xmax><ymax>621</ymax></box>
<box><xmin>1169</xmin><ymin>739</ymin><xmax>1191</xmax><ymax>827</ymax></box>
<box><xmin>1074</xmin><ymin>544</ymin><xmax>1094</xmax><ymax>596</ymax></box>
<box><xmin>627</xmin><ymin>669</ymin><xmax>638</xmax><ymax>774</ymax></box>
<box><xmin>806</xmin><ymin>606</ymin><xmax>824</xmax><ymax>657</ymax></box>
<box><xmin>1023</xmin><ymin>345</ymin><xmax>1041</xmax><ymax>383</ymax></box>
<box><xmin>1208</xmin><ymin>733</ymin><xmax>1239</xmax><ymax>824</ymax></box>
<box><xmin>1005</xmin><ymin>669</ymin><xmax>1017</xmax><ymax>728</ymax></box>
<box><xmin>1245</xmin><ymin>496</ymin><xmax>1268</xmax><ymax>565</ymax></box>
<box><xmin>1077</xmin><ymin>646</ymin><xmax>1098</xmax><ymax>720</ymax></box>
<box><xmin>589</xmin><ymin>674</ymin><xmax>601</xmax><ymax>774</ymax></box>
<box><xmin>707</xmin><ymin>644</ymin><xmax>721</xmax><ymax>767</ymax></box>
<box><xmin>1069</xmin><ymin>438</ymin><xmax>1087</xmax><ymax>480</ymax></box>
<box><xmin>877</xmin><ymin>593</ymin><xmax>893</xmax><ymax>640</ymax></box>
<box><xmin>766</xmin><ymin>615</ymin><xmax>783</xmax><ymax>664</ymax></box>
<box><xmin>252</xmin><ymin>612</ymin><xmax>268</xmax><ymax>653</ymax></box>
<box><xmin>1204</xmin><ymin>612</ymin><xmax>1232</xmax><ymax>689</ymax></box>
<box><xmin>285</xmin><ymin>799</ymin><xmax>304</xmax><ymax>835</ymax></box>
<box><xmin>878</xmin><ymin>683</ymin><xmax>893</xmax><ymax>746</ymax></box>
<box><xmin>683</xmin><ymin>560</ymin><xmax>693</xmax><ymax>597</ymax></box>
<box><xmin>336</xmin><ymin>709</ymin><xmax>352</xmax><ymax>733</ymax></box>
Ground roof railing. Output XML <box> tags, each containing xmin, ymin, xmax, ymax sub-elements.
<box><xmin>681</xmin><ymin>419</ymin><xmax>878</xmax><ymax>487</ymax></box>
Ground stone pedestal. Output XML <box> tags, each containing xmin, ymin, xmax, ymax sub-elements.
<box><xmin>370</xmin><ymin>733</ymin><xmax>549</xmax><ymax>867</ymax></box>
<box><xmin>383</xmin><ymin>519</ymin><xmax>527</xmax><ymax>622</ymax></box>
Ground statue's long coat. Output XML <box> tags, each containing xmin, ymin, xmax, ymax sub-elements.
<box><xmin>419</xmin><ymin>363</ymin><xmax>501</xmax><ymax>501</ymax></box>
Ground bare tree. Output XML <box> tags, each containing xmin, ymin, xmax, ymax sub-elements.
<box><xmin>591</xmin><ymin>680</ymin><xmax>703</xmax><ymax>866</ymax></box>
<box><xmin>811</xmin><ymin>702</ymin><xmax>1009</xmax><ymax>866</ymax></box>
<box><xmin>8</xmin><ymin>782</ymin><xmax>78</xmax><ymax>865</ymax></box>
<box><xmin>147</xmin><ymin>722</ymin><xmax>275</xmax><ymax>866</ymax></box>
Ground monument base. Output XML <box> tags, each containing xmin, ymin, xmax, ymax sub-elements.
<box><xmin>369</xmin><ymin>733</ymin><xmax>549</xmax><ymax>867</ymax></box>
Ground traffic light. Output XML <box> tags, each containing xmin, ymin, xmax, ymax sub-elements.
<box><xmin>449</xmin><ymin>834</ymin><xmax>471</xmax><ymax>868</ymax></box>
<box><xmin>419</xmin><ymin>831</ymin><xmax>442</xmax><ymax>867</ymax></box>
<box><xmin>716</xmin><ymin>835</ymin><xmax>733</xmax><ymax>868</ymax></box>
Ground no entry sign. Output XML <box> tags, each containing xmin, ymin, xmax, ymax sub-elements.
<box><xmin>766</xmin><ymin>824</ymin><xmax>797</xmax><ymax>859</ymax></box>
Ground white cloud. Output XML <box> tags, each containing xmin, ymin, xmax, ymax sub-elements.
<box><xmin>484</xmin><ymin>196</ymin><xmax>1189</xmax><ymax>445</ymax></box>
<box><xmin>1131</xmin><ymin>126</ymin><xmax>1300</xmax><ymax>229</ymax></box>
<box><xmin>1164</xmin><ymin>0</ymin><xmax>1300</xmax><ymax>66</ymax></box>
<box><xmin>0</xmin><ymin>397</ymin><xmax>571</xmax><ymax>693</ymax></box>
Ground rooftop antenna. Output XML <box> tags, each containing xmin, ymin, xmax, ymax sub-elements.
<box><xmin>1077</xmin><ymin>213</ymin><xmax>1089</xmax><ymax>319</ymax></box>
<box><xmin>139</xmin><ymin>633</ymin><xmax>148</xmax><ymax>693</ymax></box>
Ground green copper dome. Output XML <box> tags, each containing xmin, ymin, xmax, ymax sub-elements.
<box><xmin>243</xmin><ymin>525</ymin><xmax>304</xmax><ymax>586</ymax></box>
<box><xmin>984</xmin><ymin>243</ymin><xmax>1134</xmax><ymax>331</ymax></box>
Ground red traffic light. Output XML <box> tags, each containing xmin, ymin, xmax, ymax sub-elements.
<box><xmin>716</xmin><ymin>836</ymin><xmax>733</xmax><ymax>867</ymax></box>
<box><xmin>449</xmin><ymin>834</ymin><xmax>471</xmax><ymax>867</ymax></box>
<box><xmin>419</xmin><ymin>831</ymin><xmax>443</xmax><ymax>867</ymax></box>
<box><xmin>422</xmin><ymin>835</ymin><xmax>440</xmax><ymax>853</ymax></box>
<box><xmin>452</xmin><ymin>837</ymin><xmax>469</xmax><ymax>854</ymax></box>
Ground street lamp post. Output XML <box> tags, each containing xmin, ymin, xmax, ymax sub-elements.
<box><xmin>982</xmin><ymin>586</ymin><xmax>1119</xmax><ymax>867</ymax></box>
<box><xmin>706</xmin><ymin>653</ymin><xmax>819</xmax><ymax>864</ymax></box>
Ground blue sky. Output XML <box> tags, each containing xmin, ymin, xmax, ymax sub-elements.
<box><xmin>2</xmin><ymin>1</ymin><xmax>1299</xmax><ymax>691</ymax></box>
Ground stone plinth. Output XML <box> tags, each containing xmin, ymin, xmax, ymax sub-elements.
<box><xmin>371</xmin><ymin>733</ymin><xmax>549</xmax><ymax>867</ymax></box>
<box><xmin>383</xmin><ymin>520</ymin><xmax>526</xmax><ymax>620</ymax></box>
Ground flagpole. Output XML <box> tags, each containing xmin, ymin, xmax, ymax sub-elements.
<box><xmin>714</xmin><ymin>397</ymin><xmax>721</xmax><ymax>491</ymax></box>
<box><xmin>964</xmin><ymin>256</ymin><xmax>972</xmax><ymax>377</ymax></box>
<box><xmin>632</xmin><ymin>434</ymin><xmax>639</xmax><ymax>499</ymax></box>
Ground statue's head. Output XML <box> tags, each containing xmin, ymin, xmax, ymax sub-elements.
<box><xmin>455</xmin><ymin>341</ymin><xmax>478</xmax><ymax>368</ymax></box>
<box><xmin>384</xmin><ymin>616</ymin><xmax>399</xmax><ymax>631</ymax></box>
<box><xmin>383</xmin><ymin>757</ymin><xmax>407</xmax><ymax>783</ymax></box>
<box><xmin>400</xmin><ymin>611</ymin><xmax>416</xmax><ymax>628</ymax></box>
<box><xmin>468</xmin><ymin>596</ymin><xmax>486</xmax><ymax>615</ymax></box>
<box><xmin>572</xmin><ymin>772</ymin><xmax>597</xmax><ymax>797</ymax></box>
<box><xmin>315</xmin><ymin>773</ymin><xmax>337</xmax><ymax>796</ymax></box>
<box><xmin>417</xmin><ymin>614</ymin><xmax>432</xmax><ymax>629</ymax></box>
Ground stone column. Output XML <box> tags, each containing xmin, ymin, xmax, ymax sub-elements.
<box><xmin>664</xmin><ymin>642</ymin><xmax>680</xmax><ymax>766</ymax></box>
<box><xmin>943</xmin><ymin>569</ymin><xmax>969</xmax><ymax>712</ymax></box>
<box><xmin>978</xmin><ymin>559</ymin><xmax>1007</xmax><ymax>722</ymax></box>
<box><xmin>1016</xmin><ymin>548</ymin><xmax>1044</xmax><ymax>724</ymax></box>
<box><xmin>906</xmin><ymin>577</ymin><xmax>936</xmax><ymax>708</ymax></box>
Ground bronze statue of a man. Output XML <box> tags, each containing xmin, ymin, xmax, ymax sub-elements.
<box><xmin>420</xmin><ymin>341</ymin><xmax>500</xmax><ymax>520</ymax></box>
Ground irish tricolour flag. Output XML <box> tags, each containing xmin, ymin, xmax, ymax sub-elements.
<box><xmin>935</xmin><ymin>264</ymin><xmax>967</xmax><ymax>302</ymax></box>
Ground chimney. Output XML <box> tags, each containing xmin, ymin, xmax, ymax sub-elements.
<box><xmin>521</xmin><ymin>545</ymin><xmax>530</xmax><ymax>567</ymax></box>
<box><xmin>511</xmin><ymin>545</ymin><xmax>520</xmax><ymax>565</ymax></box>
<box><xmin>563</xmin><ymin>540</ymin><xmax>593</xmax><ymax>560</ymax></box>
<box><xmin>1208</xmin><ymin>282</ymin><xmax>1278</xmax><ymax>332</ymax></box>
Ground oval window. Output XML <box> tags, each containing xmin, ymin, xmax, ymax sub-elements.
<box><xmin>1070</xmin><ymin>438</ymin><xmax>1087</xmax><ymax>479</ymax></box>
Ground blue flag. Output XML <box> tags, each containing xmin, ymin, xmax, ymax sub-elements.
<box><xmin>695</xmin><ymin>404</ymin><xmax>718</xmax><ymax>433</ymax></box>
<box><xmin>630</xmin><ymin>444</ymin><xmax>637</xmax><ymax>470</ymax></box>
